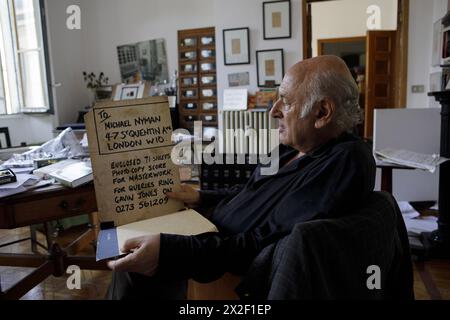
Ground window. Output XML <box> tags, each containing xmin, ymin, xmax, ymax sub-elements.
<box><xmin>0</xmin><ymin>0</ymin><xmax>51</xmax><ymax>115</ymax></box>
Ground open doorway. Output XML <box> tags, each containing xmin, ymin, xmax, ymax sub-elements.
<box><xmin>302</xmin><ymin>0</ymin><xmax>409</xmax><ymax>138</ymax></box>
<box><xmin>318</xmin><ymin>37</ymin><xmax>366</xmax><ymax>136</ymax></box>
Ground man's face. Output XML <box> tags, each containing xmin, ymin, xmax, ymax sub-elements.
<box><xmin>270</xmin><ymin>71</ymin><xmax>317</xmax><ymax>151</ymax></box>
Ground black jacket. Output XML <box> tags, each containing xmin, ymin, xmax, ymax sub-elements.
<box><xmin>158</xmin><ymin>133</ymin><xmax>376</xmax><ymax>283</ymax></box>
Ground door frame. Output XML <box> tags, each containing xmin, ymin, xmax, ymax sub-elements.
<box><xmin>317</xmin><ymin>36</ymin><xmax>366</xmax><ymax>56</ymax></box>
<box><xmin>302</xmin><ymin>0</ymin><xmax>409</xmax><ymax>109</ymax></box>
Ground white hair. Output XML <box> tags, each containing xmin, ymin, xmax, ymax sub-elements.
<box><xmin>300</xmin><ymin>70</ymin><xmax>363</xmax><ymax>132</ymax></box>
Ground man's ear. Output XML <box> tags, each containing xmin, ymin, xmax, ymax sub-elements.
<box><xmin>314</xmin><ymin>98</ymin><xmax>335</xmax><ymax>129</ymax></box>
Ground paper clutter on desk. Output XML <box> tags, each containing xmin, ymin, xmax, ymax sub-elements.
<box><xmin>397</xmin><ymin>201</ymin><xmax>420</xmax><ymax>220</ymax></box>
<box><xmin>0</xmin><ymin>173</ymin><xmax>43</xmax><ymax>199</ymax></box>
<box><xmin>398</xmin><ymin>201</ymin><xmax>438</xmax><ymax>237</ymax></box>
<box><xmin>404</xmin><ymin>216</ymin><xmax>438</xmax><ymax>237</ymax></box>
<box><xmin>2</xmin><ymin>128</ymin><xmax>87</xmax><ymax>170</ymax></box>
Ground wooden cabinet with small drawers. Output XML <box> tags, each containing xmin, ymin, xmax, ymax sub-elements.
<box><xmin>178</xmin><ymin>27</ymin><xmax>218</xmax><ymax>131</ymax></box>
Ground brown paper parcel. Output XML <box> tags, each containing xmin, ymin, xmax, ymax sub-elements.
<box><xmin>85</xmin><ymin>97</ymin><xmax>185</xmax><ymax>227</ymax></box>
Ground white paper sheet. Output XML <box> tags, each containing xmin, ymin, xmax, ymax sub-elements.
<box><xmin>404</xmin><ymin>217</ymin><xmax>438</xmax><ymax>236</ymax></box>
<box><xmin>0</xmin><ymin>179</ymin><xmax>51</xmax><ymax>199</ymax></box>
<box><xmin>397</xmin><ymin>201</ymin><xmax>421</xmax><ymax>219</ymax></box>
<box><xmin>223</xmin><ymin>89</ymin><xmax>248</xmax><ymax>111</ymax></box>
<box><xmin>376</xmin><ymin>148</ymin><xmax>449</xmax><ymax>173</ymax></box>
<box><xmin>0</xmin><ymin>174</ymin><xmax>40</xmax><ymax>189</ymax></box>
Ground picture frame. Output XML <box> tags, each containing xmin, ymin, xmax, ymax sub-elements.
<box><xmin>432</xmin><ymin>19</ymin><xmax>443</xmax><ymax>67</ymax></box>
<box><xmin>263</xmin><ymin>0</ymin><xmax>291</xmax><ymax>40</ymax></box>
<box><xmin>256</xmin><ymin>49</ymin><xmax>285</xmax><ymax>87</ymax></box>
<box><xmin>228</xmin><ymin>72</ymin><xmax>250</xmax><ymax>87</ymax></box>
<box><xmin>117</xmin><ymin>39</ymin><xmax>169</xmax><ymax>84</ymax></box>
<box><xmin>113</xmin><ymin>82</ymin><xmax>145</xmax><ymax>101</ymax></box>
<box><xmin>223</xmin><ymin>27</ymin><xmax>250</xmax><ymax>65</ymax></box>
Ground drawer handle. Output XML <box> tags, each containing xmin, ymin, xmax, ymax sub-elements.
<box><xmin>59</xmin><ymin>199</ymin><xmax>85</xmax><ymax>214</ymax></box>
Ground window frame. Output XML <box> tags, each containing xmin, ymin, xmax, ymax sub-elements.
<box><xmin>36</xmin><ymin>0</ymin><xmax>54</xmax><ymax>115</ymax></box>
<box><xmin>0</xmin><ymin>0</ymin><xmax>53</xmax><ymax>116</ymax></box>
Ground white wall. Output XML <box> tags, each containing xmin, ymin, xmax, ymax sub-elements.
<box><xmin>57</xmin><ymin>0</ymin><xmax>446</xmax><ymax>113</ymax></box>
<box><xmin>2</xmin><ymin>0</ymin><xmax>446</xmax><ymax>151</ymax></box>
<box><xmin>46</xmin><ymin>0</ymin><xmax>90</xmax><ymax>125</ymax></box>
<box><xmin>407</xmin><ymin>0</ymin><xmax>436</xmax><ymax>108</ymax></box>
<box><xmin>77</xmin><ymin>0</ymin><xmax>302</xmax><ymax>108</ymax></box>
<box><xmin>2</xmin><ymin>0</ymin><xmax>300</xmax><ymax>146</ymax></box>
<box><xmin>0</xmin><ymin>114</ymin><xmax>55</xmax><ymax>146</ymax></box>
<box><xmin>79</xmin><ymin>0</ymin><xmax>215</xmax><ymax>85</ymax></box>
<box><xmin>407</xmin><ymin>0</ymin><xmax>447</xmax><ymax>108</ymax></box>
<box><xmin>214</xmin><ymin>0</ymin><xmax>302</xmax><ymax>108</ymax></box>
<box><xmin>311</xmin><ymin>0</ymin><xmax>398</xmax><ymax>57</ymax></box>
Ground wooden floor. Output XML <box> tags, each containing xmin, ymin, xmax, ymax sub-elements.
<box><xmin>0</xmin><ymin>226</ymin><xmax>449</xmax><ymax>300</ymax></box>
<box><xmin>0</xmin><ymin>226</ymin><xmax>111</xmax><ymax>300</ymax></box>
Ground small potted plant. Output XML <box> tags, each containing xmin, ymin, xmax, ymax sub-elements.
<box><xmin>83</xmin><ymin>71</ymin><xmax>111</xmax><ymax>105</ymax></box>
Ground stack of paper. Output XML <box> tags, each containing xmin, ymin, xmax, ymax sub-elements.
<box><xmin>404</xmin><ymin>217</ymin><xmax>438</xmax><ymax>237</ymax></box>
<box><xmin>0</xmin><ymin>174</ymin><xmax>50</xmax><ymax>199</ymax></box>
<box><xmin>376</xmin><ymin>148</ymin><xmax>449</xmax><ymax>173</ymax></box>
<box><xmin>398</xmin><ymin>201</ymin><xmax>438</xmax><ymax>237</ymax></box>
<box><xmin>49</xmin><ymin>161</ymin><xmax>93</xmax><ymax>188</ymax></box>
<box><xmin>33</xmin><ymin>159</ymin><xmax>81</xmax><ymax>179</ymax></box>
<box><xmin>398</xmin><ymin>201</ymin><xmax>420</xmax><ymax>220</ymax></box>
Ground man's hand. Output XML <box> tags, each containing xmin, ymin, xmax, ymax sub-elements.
<box><xmin>107</xmin><ymin>234</ymin><xmax>160</xmax><ymax>277</ymax></box>
<box><xmin>166</xmin><ymin>184</ymin><xmax>200</xmax><ymax>208</ymax></box>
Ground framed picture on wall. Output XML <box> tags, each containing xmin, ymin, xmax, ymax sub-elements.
<box><xmin>256</xmin><ymin>49</ymin><xmax>284</xmax><ymax>87</ymax></box>
<box><xmin>263</xmin><ymin>0</ymin><xmax>291</xmax><ymax>40</ymax></box>
<box><xmin>223</xmin><ymin>27</ymin><xmax>250</xmax><ymax>65</ymax></box>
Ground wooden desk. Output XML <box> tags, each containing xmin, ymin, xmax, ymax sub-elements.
<box><xmin>0</xmin><ymin>183</ymin><xmax>108</xmax><ymax>300</ymax></box>
<box><xmin>0</xmin><ymin>184</ymin><xmax>97</xmax><ymax>229</ymax></box>
<box><xmin>0</xmin><ymin>182</ymin><xmax>240</xmax><ymax>300</ymax></box>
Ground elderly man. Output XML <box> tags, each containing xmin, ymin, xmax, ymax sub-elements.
<box><xmin>106</xmin><ymin>55</ymin><xmax>376</xmax><ymax>300</ymax></box>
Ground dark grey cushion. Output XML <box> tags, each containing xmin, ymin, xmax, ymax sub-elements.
<box><xmin>237</xmin><ymin>192</ymin><xmax>414</xmax><ymax>300</ymax></box>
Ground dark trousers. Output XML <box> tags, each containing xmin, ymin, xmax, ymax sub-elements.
<box><xmin>106</xmin><ymin>271</ymin><xmax>188</xmax><ymax>300</ymax></box>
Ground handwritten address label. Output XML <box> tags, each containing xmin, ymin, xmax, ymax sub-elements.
<box><xmin>85</xmin><ymin>97</ymin><xmax>184</xmax><ymax>227</ymax></box>
<box><xmin>108</xmin><ymin>147</ymin><xmax>182</xmax><ymax>222</ymax></box>
<box><xmin>94</xmin><ymin>103</ymin><xmax>173</xmax><ymax>155</ymax></box>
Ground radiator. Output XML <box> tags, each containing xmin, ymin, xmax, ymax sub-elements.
<box><xmin>219</xmin><ymin>110</ymin><xmax>278</xmax><ymax>155</ymax></box>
